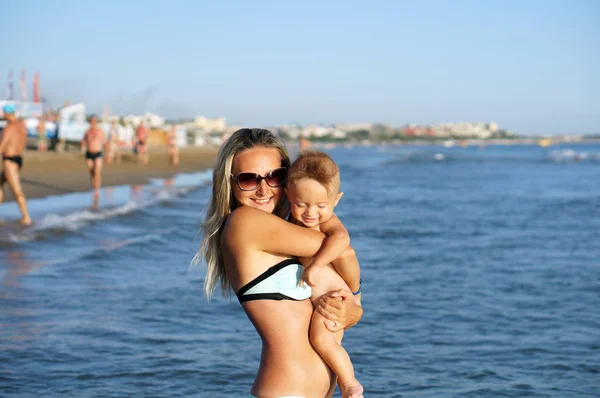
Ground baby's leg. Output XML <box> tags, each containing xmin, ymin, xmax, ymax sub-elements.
<box><xmin>310</xmin><ymin>266</ymin><xmax>363</xmax><ymax>398</ymax></box>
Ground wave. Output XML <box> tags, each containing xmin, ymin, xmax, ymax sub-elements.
<box><xmin>8</xmin><ymin>194</ymin><xmax>181</xmax><ymax>243</ymax></box>
<box><xmin>0</xmin><ymin>171</ymin><xmax>213</xmax><ymax>244</ymax></box>
<box><xmin>382</xmin><ymin>148</ymin><xmax>600</xmax><ymax>165</ymax></box>
<box><xmin>383</xmin><ymin>150</ymin><xmax>452</xmax><ymax>164</ymax></box>
<box><xmin>0</xmin><ymin>228</ymin><xmax>176</xmax><ymax>281</ymax></box>
<box><xmin>41</xmin><ymin>228</ymin><xmax>176</xmax><ymax>267</ymax></box>
<box><xmin>548</xmin><ymin>149</ymin><xmax>600</xmax><ymax>163</ymax></box>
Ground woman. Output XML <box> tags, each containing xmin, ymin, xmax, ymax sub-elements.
<box><xmin>199</xmin><ymin>128</ymin><xmax>363</xmax><ymax>398</ymax></box>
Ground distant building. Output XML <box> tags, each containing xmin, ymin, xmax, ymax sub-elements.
<box><xmin>181</xmin><ymin>116</ymin><xmax>227</xmax><ymax>146</ymax></box>
<box><xmin>335</xmin><ymin>123</ymin><xmax>373</xmax><ymax>132</ymax></box>
<box><xmin>123</xmin><ymin>112</ymin><xmax>165</xmax><ymax>128</ymax></box>
<box><xmin>193</xmin><ymin>115</ymin><xmax>226</xmax><ymax>132</ymax></box>
<box><xmin>298</xmin><ymin>125</ymin><xmax>348</xmax><ymax>139</ymax></box>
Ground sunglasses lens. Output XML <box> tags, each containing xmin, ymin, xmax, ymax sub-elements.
<box><xmin>237</xmin><ymin>173</ymin><xmax>259</xmax><ymax>190</ymax></box>
<box><xmin>266</xmin><ymin>168</ymin><xmax>287</xmax><ymax>187</ymax></box>
<box><xmin>234</xmin><ymin>168</ymin><xmax>287</xmax><ymax>190</ymax></box>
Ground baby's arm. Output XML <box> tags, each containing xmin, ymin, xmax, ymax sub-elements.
<box><xmin>320</xmin><ymin>216</ymin><xmax>361</xmax><ymax>301</ymax></box>
<box><xmin>331</xmin><ymin>246</ymin><xmax>362</xmax><ymax>305</ymax></box>
<box><xmin>321</xmin><ymin>215</ymin><xmax>361</xmax><ymax>296</ymax></box>
<box><xmin>302</xmin><ymin>213</ymin><xmax>350</xmax><ymax>287</ymax></box>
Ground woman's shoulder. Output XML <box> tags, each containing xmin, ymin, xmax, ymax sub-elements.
<box><xmin>226</xmin><ymin>206</ymin><xmax>280</xmax><ymax>229</ymax></box>
<box><xmin>222</xmin><ymin>207</ymin><xmax>283</xmax><ymax>249</ymax></box>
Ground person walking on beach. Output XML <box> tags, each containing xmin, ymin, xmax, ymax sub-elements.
<box><xmin>134</xmin><ymin>121</ymin><xmax>149</xmax><ymax>165</ymax></box>
<box><xmin>299</xmin><ymin>136</ymin><xmax>311</xmax><ymax>151</ymax></box>
<box><xmin>0</xmin><ymin>104</ymin><xmax>33</xmax><ymax>226</ymax></box>
<box><xmin>81</xmin><ymin>115</ymin><xmax>106</xmax><ymax>198</ymax></box>
<box><xmin>167</xmin><ymin>125</ymin><xmax>179</xmax><ymax>166</ymax></box>
<box><xmin>37</xmin><ymin>116</ymin><xmax>47</xmax><ymax>152</ymax></box>
<box><xmin>105</xmin><ymin>120</ymin><xmax>120</xmax><ymax>164</ymax></box>
<box><xmin>285</xmin><ymin>150</ymin><xmax>364</xmax><ymax>398</ymax></box>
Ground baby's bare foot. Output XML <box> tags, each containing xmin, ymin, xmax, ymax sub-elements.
<box><xmin>340</xmin><ymin>378</ymin><xmax>364</xmax><ymax>398</ymax></box>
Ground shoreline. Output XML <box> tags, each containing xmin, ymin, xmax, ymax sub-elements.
<box><xmin>3</xmin><ymin>139</ymin><xmax>595</xmax><ymax>203</ymax></box>
<box><xmin>1</xmin><ymin>146</ymin><xmax>218</xmax><ymax>203</ymax></box>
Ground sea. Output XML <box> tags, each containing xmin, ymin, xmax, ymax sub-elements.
<box><xmin>1</xmin><ymin>143</ymin><xmax>599</xmax><ymax>397</ymax></box>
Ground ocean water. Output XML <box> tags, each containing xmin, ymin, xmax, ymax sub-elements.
<box><xmin>1</xmin><ymin>144</ymin><xmax>599</xmax><ymax>397</ymax></box>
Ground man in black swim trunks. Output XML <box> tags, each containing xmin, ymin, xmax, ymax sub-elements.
<box><xmin>81</xmin><ymin>115</ymin><xmax>107</xmax><ymax>199</ymax></box>
<box><xmin>0</xmin><ymin>104</ymin><xmax>32</xmax><ymax>225</ymax></box>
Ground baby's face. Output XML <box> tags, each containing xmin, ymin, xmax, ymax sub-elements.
<box><xmin>286</xmin><ymin>178</ymin><xmax>341</xmax><ymax>229</ymax></box>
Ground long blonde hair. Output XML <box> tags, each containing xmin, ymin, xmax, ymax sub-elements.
<box><xmin>196</xmin><ymin>128</ymin><xmax>291</xmax><ymax>299</ymax></box>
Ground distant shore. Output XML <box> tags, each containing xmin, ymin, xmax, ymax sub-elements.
<box><xmin>4</xmin><ymin>138</ymin><xmax>597</xmax><ymax>203</ymax></box>
<box><xmin>2</xmin><ymin>146</ymin><xmax>219</xmax><ymax>202</ymax></box>
<box><xmin>308</xmin><ymin>138</ymin><xmax>600</xmax><ymax>146</ymax></box>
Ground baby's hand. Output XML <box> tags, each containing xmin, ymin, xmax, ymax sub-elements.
<box><xmin>301</xmin><ymin>264</ymin><xmax>322</xmax><ymax>287</ymax></box>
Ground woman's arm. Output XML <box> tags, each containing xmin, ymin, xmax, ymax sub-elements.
<box><xmin>225</xmin><ymin>207</ymin><xmax>364</xmax><ymax>330</ymax></box>
<box><xmin>224</xmin><ymin>205</ymin><xmax>327</xmax><ymax>258</ymax></box>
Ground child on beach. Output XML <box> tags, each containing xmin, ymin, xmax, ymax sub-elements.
<box><xmin>285</xmin><ymin>150</ymin><xmax>363</xmax><ymax>398</ymax></box>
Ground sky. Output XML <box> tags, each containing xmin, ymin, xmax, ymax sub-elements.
<box><xmin>1</xmin><ymin>0</ymin><xmax>599</xmax><ymax>135</ymax></box>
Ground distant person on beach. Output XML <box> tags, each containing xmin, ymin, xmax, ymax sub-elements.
<box><xmin>37</xmin><ymin>116</ymin><xmax>47</xmax><ymax>152</ymax></box>
<box><xmin>163</xmin><ymin>177</ymin><xmax>174</xmax><ymax>187</ymax></box>
<box><xmin>299</xmin><ymin>136</ymin><xmax>311</xmax><ymax>151</ymax></box>
<box><xmin>0</xmin><ymin>104</ymin><xmax>32</xmax><ymax>225</ymax></box>
<box><xmin>105</xmin><ymin>120</ymin><xmax>120</xmax><ymax>164</ymax></box>
<box><xmin>167</xmin><ymin>125</ymin><xmax>179</xmax><ymax>166</ymax></box>
<box><xmin>285</xmin><ymin>150</ymin><xmax>363</xmax><ymax>398</ymax></box>
<box><xmin>134</xmin><ymin>122</ymin><xmax>149</xmax><ymax>165</ymax></box>
<box><xmin>130</xmin><ymin>184</ymin><xmax>143</xmax><ymax>201</ymax></box>
<box><xmin>81</xmin><ymin>115</ymin><xmax>106</xmax><ymax>198</ymax></box>
<box><xmin>198</xmin><ymin>128</ymin><xmax>363</xmax><ymax>398</ymax></box>
<box><xmin>53</xmin><ymin>110</ymin><xmax>63</xmax><ymax>152</ymax></box>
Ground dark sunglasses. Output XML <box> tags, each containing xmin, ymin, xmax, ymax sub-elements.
<box><xmin>231</xmin><ymin>167</ymin><xmax>287</xmax><ymax>191</ymax></box>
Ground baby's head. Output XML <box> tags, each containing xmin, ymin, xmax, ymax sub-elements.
<box><xmin>285</xmin><ymin>151</ymin><xmax>343</xmax><ymax>228</ymax></box>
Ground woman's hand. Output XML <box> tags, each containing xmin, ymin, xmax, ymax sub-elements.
<box><xmin>316</xmin><ymin>289</ymin><xmax>363</xmax><ymax>332</ymax></box>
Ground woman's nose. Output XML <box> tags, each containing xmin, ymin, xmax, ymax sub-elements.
<box><xmin>256</xmin><ymin>179</ymin><xmax>269</xmax><ymax>195</ymax></box>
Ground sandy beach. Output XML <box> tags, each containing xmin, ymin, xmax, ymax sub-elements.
<box><xmin>1</xmin><ymin>146</ymin><xmax>219</xmax><ymax>202</ymax></box>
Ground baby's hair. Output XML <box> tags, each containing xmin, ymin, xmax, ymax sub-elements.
<box><xmin>288</xmin><ymin>150</ymin><xmax>340</xmax><ymax>194</ymax></box>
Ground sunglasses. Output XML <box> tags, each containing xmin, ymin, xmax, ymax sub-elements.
<box><xmin>231</xmin><ymin>167</ymin><xmax>287</xmax><ymax>191</ymax></box>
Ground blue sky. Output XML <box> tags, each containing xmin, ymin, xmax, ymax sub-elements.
<box><xmin>1</xmin><ymin>0</ymin><xmax>598</xmax><ymax>134</ymax></box>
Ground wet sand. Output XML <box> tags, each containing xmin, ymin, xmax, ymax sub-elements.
<box><xmin>1</xmin><ymin>146</ymin><xmax>218</xmax><ymax>202</ymax></box>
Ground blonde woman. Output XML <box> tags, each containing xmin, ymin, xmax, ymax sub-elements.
<box><xmin>198</xmin><ymin>128</ymin><xmax>363</xmax><ymax>398</ymax></box>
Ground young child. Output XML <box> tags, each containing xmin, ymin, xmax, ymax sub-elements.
<box><xmin>285</xmin><ymin>150</ymin><xmax>364</xmax><ymax>398</ymax></box>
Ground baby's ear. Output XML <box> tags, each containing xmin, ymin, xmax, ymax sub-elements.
<box><xmin>334</xmin><ymin>191</ymin><xmax>344</xmax><ymax>206</ymax></box>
